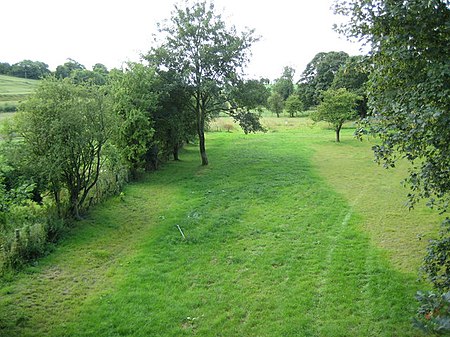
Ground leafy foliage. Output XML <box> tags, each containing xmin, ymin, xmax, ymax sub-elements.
<box><xmin>8</xmin><ymin>60</ymin><xmax>50</xmax><ymax>80</ymax></box>
<box><xmin>334</xmin><ymin>0</ymin><xmax>450</xmax><ymax>332</ymax></box>
<box><xmin>230</xmin><ymin>78</ymin><xmax>270</xmax><ymax>112</ymax></box>
<box><xmin>285</xmin><ymin>94</ymin><xmax>304</xmax><ymax>118</ymax></box>
<box><xmin>414</xmin><ymin>290</ymin><xmax>450</xmax><ymax>335</ymax></box>
<box><xmin>148</xmin><ymin>0</ymin><xmax>261</xmax><ymax>165</ymax></box>
<box><xmin>18</xmin><ymin>77</ymin><xmax>117</xmax><ymax>218</ymax></box>
<box><xmin>298</xmin><ymin>51</ymin><xmax>349</xmax><ymax>109</ymax></box>
<box><xmin>273</xmin><ymin>66</ymin><xmax>295</xmax><ymax>101</ymax></box>
<box><xmin>109</xmin><ymin>63</ymin><xmax>158</xmax><ymax>177</ymax></box>
<box><xmin>312</xmin><ymin>88</ymin><xmax>360</xmax><ymax>142</ymax></box>
<box><xmin>331</xmin><ymin>55</ymin><xmax>369</xmax><ymax>117</ymax></box>
<box><xmin>267</xmin><ymin>91</ymin><xmax>284</xmax><ymax>117</ymax></box>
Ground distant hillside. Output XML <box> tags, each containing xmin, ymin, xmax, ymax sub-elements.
<box><xmin>0</xmin><ymin>74</ymin><xmax>39</xmax><ymax>112</ymax></box>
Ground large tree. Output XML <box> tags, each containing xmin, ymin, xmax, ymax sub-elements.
<box><xmin>9</xmin><ymin>60</ymin><xmax>50</xmax><ymax>79</ymax></box>
<box><xmin>267</xmin><ymin>91</ymin><xmax>284</xmax><ymax>118</ymax></box>
<box><xmin>55</xmin><ymin>59</ymin><xmax>85</xmax><ymax>79</ymax></box>
<box><xmin>18</xmin><ymin>77</ymin><xmax>115</xmax><ymax>219</ymax></box>
<box><xmin>109</xmin><ymin>63</ymin><xmax>158</xmax><ymax>177</ymax></box>
<box><xmin>331</xmin><ymin>55</ymin><xmax>369</xmax><ymax>117</ymax></box>
<box><xmin>334</xmin><ymin>0</ymin><xmax>450</xmax><ymax>332</ymax></box>
<box><xmin>147</xmin><ymin>1</ymin><xmax>262</xmax><ymax>165</ymax></box>
<box><xmin>298</xmin><ymin>51</ymin><xmax>349</xmax><ymax>109</ymax></box>
<box><xmin>285</xmin><ymin>94</ymin><xmax>304</xmax><ymax>118</ymax></box>
<box><xmin>273</xmin><ymin>66</ymin><xmax>295</xmax><ymax>101</ymax></box>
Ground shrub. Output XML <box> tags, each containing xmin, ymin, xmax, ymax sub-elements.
<box><xmin>414</xmin><ymin>290</ymin><xmax>450</xmax><ymax>335</ymax></box>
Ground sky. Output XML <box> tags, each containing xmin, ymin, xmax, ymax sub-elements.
<box><xmin>0</xmin><ymin>0</ymin><xmax>364</xmax><ymax>81</ymax></box>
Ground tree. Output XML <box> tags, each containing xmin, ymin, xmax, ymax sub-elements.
<box><xmin>298</xmin><ymin>51</ymin><xmax>349</xmax><ymax>108</ymax></box>
<box><xmin>334</xmin><ymin>0</ymin><xmax>450</xmax><ymax>332</ymax></box>
<box><xmin>285</xmin><ymin>94</ymin><xmax>304</xmax><ymax>118</ymax></box>
<box><xmin>311</xmin><ymin>88</ymin><xmax>360</xmax><ymax>142</ymax></box>
<box><xmin>55</xmin><ymin>59</ymin><xmax>85</xmax><ymax>79</ymax></box>
<box><xmin>230</xmin><ymin>78</ymin><xmax>270</xmax><ymax>112</ymax></box>
<box><xmin>267</xmin><ymin>91</ymin><xmax>284</xmax><ymax>118</ymax></box>
<box><xmin>147</xmin><ymin>1</ymin><xmax>261</xmax><ymax>165</ymax></box>
<box><xmin>0</xmin><ymin>62</ymin><xmax>11</xmax><ymax>75</ymax></box>
<box><xmin>273</xmin><ymin>66</ymin><xmax>295</xmax><ymax>101</ymax></box>
<box><xmin>152</xmin><ymin>69</ymin><xmax>196</xmax><ymax>161</ymax></box>
<box><xmin>18</xmin><ymin>77</ymin><xmax>115</xmax><ymax>219</ymax></box>
<box><xmin>331</xmin><ymin>55</ymin><xmax>370</xmax><ymax>117</ymax></box>
<box><xmin>93</xmin><ymin>63</ymin><xmax>109</xmax><ymax>75</ymax></box>
<box><xmin>9</xmin><ymin>60</ymin><xmax>50</xmax><ymax>79</ymax></box>
<box><xmin>109</xmin><ymin>63</ymin><xmax>158</xmax><ymax>177</ymax></box>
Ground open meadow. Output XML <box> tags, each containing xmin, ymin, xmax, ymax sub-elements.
<box><xmin>0</xmin><ymin>75</ymin><xmax>39</xmax><ymax>112</ymax></box>
<box><xmin>0</xmin><ymin>117</ymin><xmax>441</xmax><ymax>336</ymax></box>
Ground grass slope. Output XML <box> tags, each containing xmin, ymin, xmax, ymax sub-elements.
<box><xmin>0</xmin><ymin>74</ymin><xmax>39</xmax><ymax>109</ymax></box>
<box><xmin>0</xmin><ymin>118</ymin><xmax>438</xmax><ymax>336</ymax></box>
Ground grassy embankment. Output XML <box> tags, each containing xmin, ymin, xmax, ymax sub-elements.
<box><xmin>0</xmin><ymin>117</ymin><xmax>441</xmax><ymax>336</ymax></box>
<box><xmin>0</xmin><ymin>74</ymin><xmax>39</xmax><ymax>113</ymax></box>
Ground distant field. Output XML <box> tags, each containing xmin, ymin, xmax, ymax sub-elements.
<box><xmin>0</xmin><ymin>74</ymin><xmax>39</xmax><ymax>111</ymax></box>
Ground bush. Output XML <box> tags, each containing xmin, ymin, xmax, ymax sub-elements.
<box><xmin>0</xmin><ymin>103</ymin><xmax>17</xmax><ymax>113</ymax></box>
<box><xmin>414</xmin><ymin>291</ymin><xmax>450</xmax><ymax>335</ymax></box>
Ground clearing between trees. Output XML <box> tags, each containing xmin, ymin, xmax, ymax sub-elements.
<box><xmin>0</xmin><ymin>118</ymin><xmax>440</xmax><ymax>336</ymax></box>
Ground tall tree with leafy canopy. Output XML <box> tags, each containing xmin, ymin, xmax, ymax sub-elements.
<box><xmin>331</xmin><ymin>55</ymin><xmax>370</xmax><ymax>117</ymax></box>
<box><xmin>109</xmin><ymin>63</ymin><xmax>158</xmax><ymax>177</ymax></box>
<box><xmin>147</xmin><ymin>1</ymin><xmax>262</xmax><ymax>165</ymax></box>
<box><xmin>152</xmin><ymin>69</ymin><xmax>197</xmax><ymax>162</ymax></box>
<box><xmin>273</xmin><ymin>66</ymin><xmax>295</xmax><ymax>101</ymax></box>
<box><xmin>334</xmin><ymin>0</ymin><xmax>450</xmax><ymax>333</ymax></box>
<box><xmin>298</xmin><ymin>51</ymin><xmax>349</xmax><ymax>109</ymax></box>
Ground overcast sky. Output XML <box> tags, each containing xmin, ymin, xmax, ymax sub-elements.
<box><xmin>1</xmin><ymin>0</ymin><xmax>364</xmax><ymax>81</ymax></box>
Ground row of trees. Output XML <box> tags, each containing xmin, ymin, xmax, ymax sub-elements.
<box><xmin>0</xmin><ymin>59</ymin><xmax>109</xmax><ymax>83</ymax></box>
<box><xmin>0</xmin><ymin>1</ymin><xmax>264</xmax><ymax>269</ymax></box>
<box><xmin>265</xmin><ymin>52</ymin><xmax>368</xmax><ymax>142</ymax></box>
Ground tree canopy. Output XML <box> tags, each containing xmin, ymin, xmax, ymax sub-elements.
<box><xmin>311</xmin><ymin>88</ymin><xmax>360</xmax><ymax>142</ymax></box>
<box><xmin>334</xmin><ymin>0</ymin><xmax>450</xmax><ymax>332</ymax></box>
<box><xmin>273</xmin><ymin>66</ymin><xmax>295</xmax><ymax>101</ymax></box>
<box><xmin>147</xmin><ymin>1</ymin><xmax>262</xmax><ymax>165</ymax></box>
<box><xmin>8</xmin><ymin>60</ymin><xmax>50</xmax><ymax>79</ymax></box>
<box><xmin>298</xmin><ymin>51</ymin><xmax>349</xmax><ymax>109</ymax></box>
<box><xmin>18</xmin><ymin>77</ymin><xmax>116</xmax><ymax>218</ymax></box>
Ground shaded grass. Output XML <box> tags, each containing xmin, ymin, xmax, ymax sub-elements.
<box><xmin>0</xmin><ymin>119</ymin><xmax>432</xmax><ymax>336</ymax></box>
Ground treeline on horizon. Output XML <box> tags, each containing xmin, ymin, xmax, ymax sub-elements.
<box><xmin>0</xmin><ymin>51</ymin><xmax>369</xmax><ymax>116</ymax></box>
<box><xmin>0</xmin><ymin>59</ymin><xmax>109</xmax><ymax>84</ymax></box>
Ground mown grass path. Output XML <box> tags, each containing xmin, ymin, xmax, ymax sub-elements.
<box><xmin>0</xmin><ymin>120</ymin><xmax>433</xmax><ymax>336</ymax></box>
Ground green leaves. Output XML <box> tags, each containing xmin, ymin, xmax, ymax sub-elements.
<box><xmin>335</xmin><ymin>0</ymin><xmax>450</xmax><ymax>330</ymax></box>
<box><xmin>147</xmin><ymin>0</ymin><xmax>261</xmax><ymax>165</ymax></box>
<box><xmin>312</xmin><ymin>88</ymin><xmax>360</xmax><ymax>142</ymax></box>
<box><xmin>19</xmin><ymin>77</ymin><xmax>115</xmax><ymax>217</ymax></box>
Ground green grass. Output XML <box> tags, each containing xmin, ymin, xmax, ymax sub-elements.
<box><xmin>0</xmin><ymin>117</ymin><xmax>440</xmax><ymax>336</ymax></box>
<box><xmin>0</xmin><ymin>74</ymin><xmax>39</xmax><ymax>111</ymax></box>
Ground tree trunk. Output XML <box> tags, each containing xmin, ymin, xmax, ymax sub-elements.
<box><xmin>69</xmin><ymin>191</ymin><xmax>82</xmax><ymax>220</ymax></box>
<box><xmin>199</xmin><ymin>129</ymin><xmax>208</xmax><ymax>166</ymax></box>
<box><xmin>336</xmin><ymin>124</ymin><xmax>342</xmax><ymax>142</ymax></box>
<box><xmin>173</xmin><ymin>143</ymin><xmax>180</xmax><ymax>161</ymax></box>
<box><xmin>197</xmin><ymin>102</ymin><xmax>208</xmax><ymax>166</ymax></box>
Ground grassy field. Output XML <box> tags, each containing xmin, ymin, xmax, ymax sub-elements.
<box><xmin>0</xmin><ymin>74</ymin><xmax>39</xmax><ymax>111</ymax></box>
<box><xmin>0</xmin><ymin>117</ymin><xmax>441</xmax><ymax>336</ymax></box>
